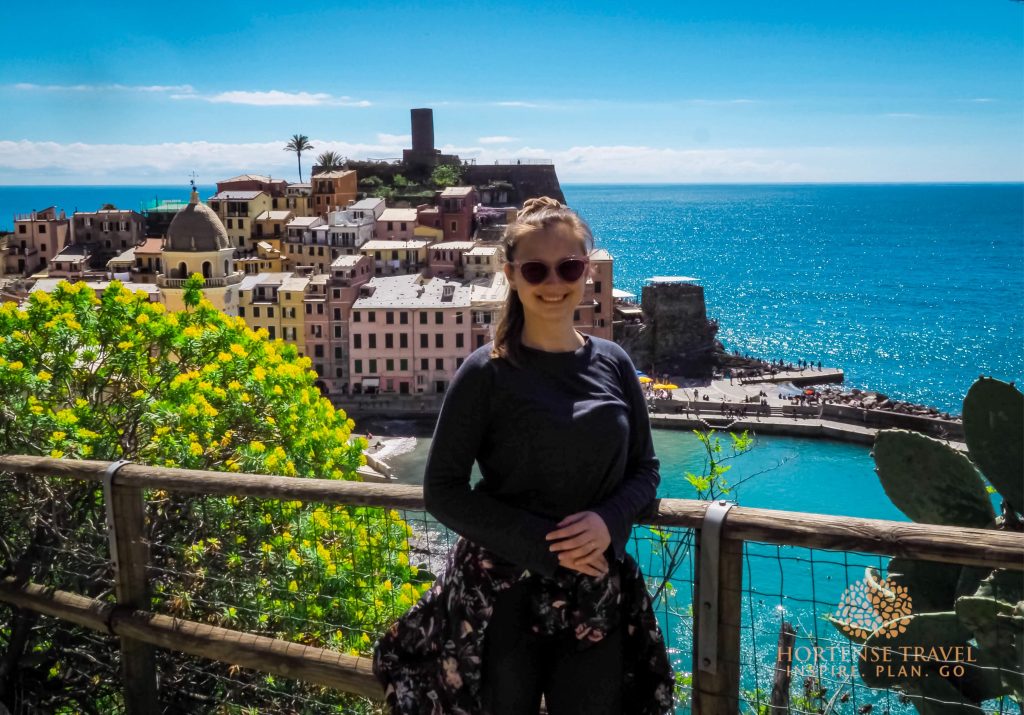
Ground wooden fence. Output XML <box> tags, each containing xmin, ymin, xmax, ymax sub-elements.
<box><xmin>0</xmin><ymin>455</ymin><xmax>1021</xmax><ymax>714</ymax></box>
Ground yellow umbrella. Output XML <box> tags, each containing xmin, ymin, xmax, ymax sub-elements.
<box><xmin>662</xmin><ymin>383</ymin><xmax>679</xmax><ymax>390</ymax></box>
<box><xmin>638</xmin><ymin>376</ymin><xmax>653</xmax><ymax>384</ymax></box>
<box><xmin>652</xmin><ymin>383</ymin><xmax>670</xmax><ymax>390</ymax></box>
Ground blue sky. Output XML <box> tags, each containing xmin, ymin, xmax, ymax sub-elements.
<box><xmin>1</xmin><ymin>0</ymin><xmax>1021</xmax><ymax>183</ymax></box>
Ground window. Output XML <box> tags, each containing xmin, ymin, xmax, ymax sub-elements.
<box><xmin>400</xmin><ymin>312</ymin><xmax>408</xmax><ymax>325</ymax></box>
<box><xmin>267</xmin><ymin>307</ymin><xmax>274</xmax><ymax>318</ymax></box>
<box><xmin>595</xmin><ymin>281</ymin><xmax>602</xmax><ymax>294</ymax></box>
<box><xmin>335</xmin><ymin>347</ymin><xmax>343</xmax><ymax>359</ymax></box>
<box><xmin>435</xmin><ymin>358</ymin><xmax>444</xmax><ymax>370</ymax></box>
<box><xmin>456</xmin><ymin>312</ymin><xmax>463</xmax><ymax>324</ymax></box>
<box><xmin>238</xmin><ymin>219</ymin><xmax>244</xmax><ymax>229</ymax></box>
<box><xmin>18</xmin><ymin>225</ymin><xmax>25</xmax><ymax>234</ymax></box>
<box><xmin>385</xmin><ymin>334</ymin><xmax>394</xmax><ymax>349</ymax></box>
<box><xmin>400</xmin><ymin>222</ymin><xmax>407</xmax><ymax>231</ymax></box>
<box><xmin>268</xmin><ymin>326</ymin><xmax>276</xmax><ymax>339</ymax></box>
<box><xmin>386</xmin><ymin>359</ymin><xmax>394</xmax><ymax>371</ymax></box>
<box><xmin>355</xmin><ymin>359</ymin><xmax>362</xmax><ymax>374</ymax></box>
<box><xmin>456</xmin><ymin>357</ymin><xmax>464</xmax><ymax>368</ymax></box>
<box><xmin>435</xmin><ymin>311</ymin><xmax>443</xmax><ymax>324</ymax></box>
<box><xmin>420</xmin><ymin>334</ymin><xmax>428</xmax><ymax>349</ymax></box>
<box><xmin>354</xmin><ymin>335</ymin><xmax>362</xmax><ymax>349</ymax></box>
<box><xmin>336</xmin><ymin>367</ymin><xmax>343</xmax><ymax>377</ymax></box>
<box><xmin>369</xmin><ymin>359</ymin><xmax>377</xmax><ymax>373</ymax></box>
<box><xmin>305</xmin><ymin>304</ymin><xmax>312</xmax><ymax>314</ymax></box>
<box><xmin>400</xmin><ymin>333</ymin><xmax>408</xmax><ymax>349</ymax></box>
<box><xmin>354</xmin><ymin>312</ymin><xmax>361</xmax><ymax>322</ymax></box>
<box><xmin>369</xmin><ymin>334</ymin><xmax>377</xmax><ymax>349</ymax></box>
<box><xmin>387</xmin><ymin>222</ymin><xmax>393</xmax><ymax>230</ymax></box>
<box><xmin>386</xmin><ymin>311</ymin><xmax>394</xmax><ymax>324</ymax></box>
<box><xmin>368</xmin><ymin>311</ymin><xmax>376</xmax><ymax>322</ymax></box>
<box><xmin>435</xmin><ymin>334</ymin><xmax>443</xmax><ymax>349</ymax></box>
<box><xmin>315</xmin><ymin>303</ymin><xmax>323</xmax><ymax>314</ymax></box>
<box><xmin>419</xmin><ymin>312</ymin><xmax>427</xmax><ymax>325</ymax></box>
<box><xmin>420</xmin><ymin>358</ymin><xmax>428</xmax><ymax>371</ymax></box>
<box><xmin>334</xmin><ymin>308</ymin><xmax>341</xmax><ymax>320</ymax></box>
<box><xmin>476</xmin><ymin>334</ymin><xmax>485</xmax><ymax>348</ymax></box>
<box><xmin>314</xmin><ymin>345</ymin><xmax>324</xmax><ymax>358</ymax></box>
<box><xmin>333</xmin><ymin>289</ymin><xmax>340</xmax><ymax>299</ymax></box>
<box><xmin>227</xmin><ymin>219</ymin><xmax>233</xmax><ymax>229</ymax></box>
<box><xmin>456</xmin><ymin>334</ymin><xmax>464</xmax><ymax>349</ymax></box>
<box><xmin>254</xmin><ymin>307</ymin><xmax>261</xmax><ymax>318</ymax></box>
<box><xmin>400</xmin><ymin>358</ymin><xmax>408</xmax><ymax>371</ymax></box>
<box><xmin>334</xmin><ymin>325</ymin><xmax>342</xmax><ymax>338</ymax></box>
<box><xmin>238</xmin><ymin>306</ymin><xmax>246</xmax><ymax>317</ymax></box>
<box><xmin>451</xmin><ymin>221</ymin><xmax>457</xmax><ymax>232</ymax></box>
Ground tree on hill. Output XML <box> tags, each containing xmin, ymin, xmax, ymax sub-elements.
<box><xmin>284</xmin><ymin>134</ymin><xmax>314</xmax><ymax>182</ymax></box>
<box><xmin>0</xmin><ymin>278</ymin><xmax>428</xmax><ymax>712</ymax></box>
<box><xmin>430</xmin><ymin>163</ymin><xmax>463</xmax><ymax>189</ymax></box>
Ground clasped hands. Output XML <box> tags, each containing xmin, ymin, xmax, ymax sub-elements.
<box><xmin>545</xmin><ymin>511</ymin><xmax>611</xmax><ymax>578</ymax></box>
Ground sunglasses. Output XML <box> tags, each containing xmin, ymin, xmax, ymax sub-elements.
<box><xmin>512</xmin><ymin>257</ymin><xmax>589</xmax><ymax>285</ymax></box>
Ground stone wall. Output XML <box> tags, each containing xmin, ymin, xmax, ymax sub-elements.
<box><xmin>626</xmin><ymin>282</ymin><xmax>718</xmax><ymax>375</ymax></box>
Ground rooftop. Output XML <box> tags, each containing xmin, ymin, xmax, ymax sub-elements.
<box><xmin>208</xmin><ymin>191</ymin><xmax>265</xmax><ymax>201</ymax></box>
<box><xmin>350</xmin><ymin>198</ymin><xmax>384</xmax><ymax>211</ymax></box>
<box><xmin>312</xmin><ymin>170</ymin><xmax>356</xmax><ymax>180</ymax></box>
<box><xmin>219</xmin><ymin>174</ymin><xmax>285</xmax><ymax>184</ymax></box>
<box><xmin>465</xmin><ymin>245</ymin><xmax>499</xmax><ymax>256</ymax></box>
<box><xmin>591</xmin><ymin>248</ymin><xmax>612</xmax><ymax>261</ymax></box>
<box><xmin>469</xmin><ymin>271</ymin><xmax>509</xmax><ymax>303</ymax></box>
<box><xmin>135</xmin><ymin>238</ymin><xmax>164</xmax><ymax>254</ymax></box>
<box><xmin>239</xmin><ymin>272</ymin><xmax>292</xmax><ymax>291</ymax></box>
<box><xmin>361</xmin><ymin>239</ymin><xmax>430</xmax><ymax>251</ymax></box>
<box><xmin>440</xmin><ymin>186</ymin><xmax>475</xmax><ymax>197</ymax></box>
<box><xmin>353</xmin><ymin>274</ymin><xmax>472</xmax><ymax>309</ymax></box>
<box><xmin>378</xmin><ymin>208</ymin><xmax>418</xmax><ymax>222</ymax></box>
<box><xmin>430</xmin><ymin>241</ymin><xmax>477</xmax><ymax>251</ymax></box>
<box><xmin>646</xmin><ymin>276</ymin><xmax>700</xmax><ymax>284</ymax></box>
<box><xmin>331</xmin><ymin>255</ymin><xmax>366</xmax><ymax>268</ymax></box>
<box><xmin>108</xmin><ymin>247</ymin><xmax>137</xmax><ymax>264</ymax></box>
<box><xmin>287</xmin><ymin>216</ymin><xmax>324</xmax><ymax>227</ymax></box>
<box><xmin>254</xmin><ymin>210</ymin><xmax>294</xmax><ymax>221</ymax></box>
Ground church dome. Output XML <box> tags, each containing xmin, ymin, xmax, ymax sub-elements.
<box><xmin>165</xmin><ymin>189</ymin><xmax>232</xmax><ymax>252</ymax></box>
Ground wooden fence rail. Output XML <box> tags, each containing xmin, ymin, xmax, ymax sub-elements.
<box><xmin>1</xmin><ymin>455</ymin><xmax>1022</xmax><ymax>715</ymax></box>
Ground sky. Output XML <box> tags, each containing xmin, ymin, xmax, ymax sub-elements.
<box><xmin>1</xmin><ymin>0</ymin><xmax>1021</xmax><ymax>184</ymax></box>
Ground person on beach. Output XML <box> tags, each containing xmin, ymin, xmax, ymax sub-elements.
<box><xmin>373</xmin><ymin>198</ymin><xmax>673</xmax><ymax>714</ymax></box>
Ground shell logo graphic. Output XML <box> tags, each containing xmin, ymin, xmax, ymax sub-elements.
<box><xmin>833</xmin><ymin>570</ymin><xmax>913</xmax><ymax>640</ymax></box>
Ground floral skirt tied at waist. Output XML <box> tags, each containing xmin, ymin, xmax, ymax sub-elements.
<box><xmin>372</xmin><ymin>537</ymin><xmax>674</xmax><ymax>714</ymax></box>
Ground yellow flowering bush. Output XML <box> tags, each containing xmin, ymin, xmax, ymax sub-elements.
<box><xmin>0</xmin><ymin>278</ymin><xmax>430</xmax><ymax>713</ymax></box>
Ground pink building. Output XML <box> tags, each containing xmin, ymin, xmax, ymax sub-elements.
<box><xmin>348</xmin><ymin>274</ymin><xmax>472</xmax><ymax>395</ymax></box>
<box><xmin>304</xmin><ymin>274</ymin><xmax>331</xmax><ymax>390</ymax></box>
<box><xmin>323</xmin><ymin>254</ymin><xmax>373</xmax><ymax>394</ymax></box>
<box><xmin>439</xmin><ymin>186</ymin><xmax>478</xmax><ymax>241</ymax></box>
<box><xmin>376</xmin><ymin>208</ymin><xmax>418</xmax><ymax>241</ymax></box>
<box><xmin>427</xmin><ymin>241</ymin><xmax>477</xmax><ymax>278</ymax></box>
<box><xmin>7</xmin><ymin>207</ymin><xmax>70</xmax><ymax>276</ymax></box>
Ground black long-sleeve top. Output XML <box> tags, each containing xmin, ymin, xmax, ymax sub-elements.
<box><xmin>422</xmin><ymin>335</ymin><xmax>661</xmax><ymax>578</ymax></box>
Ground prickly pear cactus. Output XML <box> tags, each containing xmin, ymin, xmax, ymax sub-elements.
<box><xmin>872</xmin><ymin>430</ymin><xmax>995</xmax><ymax>528</ymax></box>
<box><xmin>962</xmin><ymin>377</ymin><xmax>1023</xmax><ymax>515</ymax></box>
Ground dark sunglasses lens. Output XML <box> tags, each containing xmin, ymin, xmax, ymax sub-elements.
<box><xmin>556</xmin><ymin>259</ymin><xmax>587</xmax><ymax>282</ymax></box>
<box><xmin>519</xmin><ymin>262</ymin><xmax>549</xmax><ymax>284</ymax></box>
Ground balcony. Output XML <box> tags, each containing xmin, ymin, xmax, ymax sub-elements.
<box><xmin>157</xmin><ymin>273</ymin><xmax>244</xmax><ymax>289</ymax></box>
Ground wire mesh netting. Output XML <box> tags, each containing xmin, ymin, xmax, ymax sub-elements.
<box><xmin>2</xmin><ymin>469</ymin><xmax>1022</xmax><ymax>714</ymax></box>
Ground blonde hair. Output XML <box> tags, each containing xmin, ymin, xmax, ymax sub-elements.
<box><xmin>490</xmin><ymin>197</ymin><xmax>594</xmax><ymax>365</ymax></box>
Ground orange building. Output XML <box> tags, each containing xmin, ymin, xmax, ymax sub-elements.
<box><xmin>310</xmin><ymin>170</ymin><xmax>358</xmax><ymax>216</ymax></box>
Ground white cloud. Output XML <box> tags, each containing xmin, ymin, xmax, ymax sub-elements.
<box><xmin>0</xmin><ymin>139</ymin><xmax>1018</xmax><ymax>184</ymax></box>
<box><xmin>12</xmin><ymin>82</ymin><xmax>194</xmax><ymax>93</ymax></box>
<box><xmin>478</xmin><ymin>136</ymin><xmax>519</xmax><ymax>144</ymax></box>
<box><xmin>172</xmin><ymin>90</ymin><xmax>371</xmax><ymax>107</ymax></box>
<box><xmin>376</xmin><ymin>133</ymin><xmax>411</xmax><ymax>144</ymax></box>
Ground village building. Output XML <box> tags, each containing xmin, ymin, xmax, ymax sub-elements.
<box><xmin>469</xmin><ymin>271</ymin><xmax>508</xmax><ymax>350</ymax></box>
<box><xmin>130</xmin><ymin>238</ymin><xmax>165</xmax><ymax>283</ymax></box>
<box><xmin>159</xmin><ymin>188</ymin><xmax>242</xmax><ymax>315</ymax></box>
<box><xmin>310</xmin><ymin>170</ymin><xmax>358</xmax><ymax>215</ymax></box>
<box><xmin>216</xmin><ymin>174</ymin><xmax>288</xmax><ymax>199</ymax></box>
<box><xmin>464</xmin><ymin>244</ymin><xmax>501</xmax><ymax>280</ymax></box>
<box><xmin>70</xmin><ymin>208</ymin><xmax>146</xmax><ymax>269</ymax></box>
<box><xmin>282</xmin><ymin>183</ymin><xmax>313</xmax><ymax>216</ymax></box>
<box><xmin>6</xmin><ymin>207</ymin><xmax>70</xmax><ymax>276</ymax></box>
<box><xmin>376</xmin><ymin>208</ymin><xmax>418</xmax><ymax>241</ymax></box>
<box><xmin>360</xmin><ymin>240</ymin><xmax>431</xmax><ymax>276</ymax></box>
<box><xmin>206</xmin><ymin>190</ymin><xmax>273</xmax><ymax>252</ymax></box>
<box><xmin>348</xmin><ymin>274</ymin><xmax>472</xmax><ymax>395</ymax></box>
<box><xmin>427</xmin><ymin>241</ymin><xmax>477</xmax><ymax>278</ymax></box>
<box><xmin>439</xmin><ymin>186</ymin><xmax>478</xmax><ymax>241</ymax></box>
<box><xmin>322</xmin><ymin>254</ymin><xmax>374</xmax><ymax>394</ymax></box>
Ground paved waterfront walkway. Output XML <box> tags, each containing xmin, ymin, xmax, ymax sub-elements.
<box><xmin>650</xmin><ymin>370</ymin><xmax>967</xmax><ymax>451</ymax></box>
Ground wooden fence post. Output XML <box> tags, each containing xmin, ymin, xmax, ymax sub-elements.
<box><xmin>104</xmin><ymin>460</ymin><xmax>159</xmax><ymax>713</ymax></box>
<box><xmin>692</xmin><ymin>532</ymin><xmax>743</xmax><ymax>715</ymax></box>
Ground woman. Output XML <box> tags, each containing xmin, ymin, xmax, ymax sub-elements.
<box><xmin>373</xmin><ymin>197</ymin><xmax>673</xmax><ymax>715</ymax></box>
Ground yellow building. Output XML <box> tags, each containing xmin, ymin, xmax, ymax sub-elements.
<box><xmin>237</xmin><ymin>241</ymin><xmax>286</xmax><ymax>275</ymax></box>
<box><xmin>237</xmin><ymin>272</ymin><xmax>290</xmax><ymax>340</ymax></box>
<box><xmin>280</xmin><ymin>274</ymin><xmax>311</xmax><ymax>354</ymax></box>
<box><xmin>359</xmin><ymin>239</ymin><xmax>430</xmax><ymax>276</ymax></box>
<box><xmin>206</xmin><ymin>190</ymin><xmax>274</xmax><ymax>252</ymax></box>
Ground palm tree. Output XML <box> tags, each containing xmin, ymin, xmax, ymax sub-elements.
<box><xmin>284</xmin><ymin>134</ymin><xmax>314</xmax><ymax>182</ymax></box>
<box><xmin>315</xmin><ymin>150</ymin><xmax>344</xmax><ymax>171</ymax></box>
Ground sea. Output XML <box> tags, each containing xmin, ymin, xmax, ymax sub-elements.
<box><xmin>3</xmin><ymin>183</ymin><xmax>1022</xmax><ymax>707</ymax></box>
